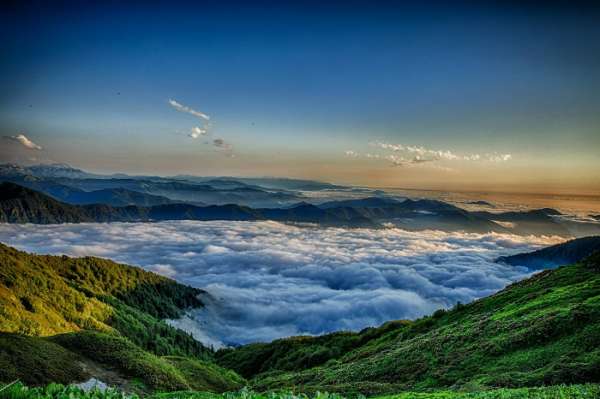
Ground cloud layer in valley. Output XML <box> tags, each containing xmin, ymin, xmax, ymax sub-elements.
<box><xmin>0</xmin><ymin>222</ymin><xmax>562</xmax><ymax>347</ymax></box>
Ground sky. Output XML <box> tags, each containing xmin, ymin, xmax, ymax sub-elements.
<box><xmin>1</xmin><ymin>1</ymin><xmax>599</xmax><ymax>194</ymax></box>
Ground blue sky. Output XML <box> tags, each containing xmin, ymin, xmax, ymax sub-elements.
<box><xmin>1</xmin><ymin>1</ymin><xmax>599</xmax><ymax>193</ymax></box>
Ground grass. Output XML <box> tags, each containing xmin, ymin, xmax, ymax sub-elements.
<box><xmin>0</xmin><ymin>243</ymin><xmax>210</xmax><ymax>359</ymax></box>
<box><xmin>0</xmin><ymin>334</ymin><xmax>88</xmax><ymax>385</ymax></box>
<box><xmin>2</xmin><ymin>383</ymin><xmax>600</xmax><ymax>399</ymax></box>
<box><xmin>0</xmin><ymin>331</ymin><xmax>245</xmax><ymax>393</ymax></box>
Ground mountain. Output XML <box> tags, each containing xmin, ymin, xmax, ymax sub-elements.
<box><xmin>217</xmin><ymin>252</ymin><xmax>600</xmax><ymax>395</ymax></box>
<box><xmin>0</xmin><ymin>183</ymin><xmax>376</xmax><ymax>227</ymax></box>
<box><xmin>25</xmin><ymin>163</ymin><xmax>95</xmax><ymax>179</ymax></box>
<box><xmin>0</xmin><ymin>181</ymin><xmax>91</xmax><ymax>223</ymax></box>
<box><xmin>472</xmin><ymin>208</ymin><xmax>571</xmax><ymax>236</ymax></box>
<box><xmin>59</xmin><ymin>187</ymin><xmax>179</xmax><ymax>207</ymax></box>
<box><xmin>0</xmin><ymin>163</ymin><xmax>100</xmax><ymax>179</ymax></box>
<box><xmin>319</xmin><ymin>198</ymin><xmax>508</xmax><ymax>234</ymax></box>
<box><xmin>0</xmin><ymin>243</ymin><xmax>243</xmax><ymax>393</ymax></box>
<box><xmin>317</xmin><ymin>196</ymin><xmax>404</xmax><ymax>209</ymax></box>
<box><xmin>174</xmin><ymin>176</ymin><xmax>347</xmax><ymax>191</ymax></box>
<box><xmin>0</xmin><ymin>170</ymin><xmax>304</xmax><ymax>208</ymax></box>
<box><xmin>497</xmin><ymin>236</ymin><xmax>600</xmax><ymax>269</ymax></box>
<box><xmin>6</xmin><ymin>182</ymin><xmax>598</xmax><ymax>235</ymax></box>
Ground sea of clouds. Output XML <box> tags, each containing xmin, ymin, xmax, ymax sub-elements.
<box><xmin>0</xmin><ymin>221</ymin><xmax>563</xmax><ymax>348</ymax></box>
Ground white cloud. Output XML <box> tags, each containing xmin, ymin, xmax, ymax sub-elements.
<box><xmin>486</xmin><ymin>153</ymin><xmax>512</xmax><ymax>162</ymax></box>
<box><xmin>189</xmin><ymin>126</ymin><xmax>208</xmax><ymax>139</ymax></box>
<box><xmin>168</xmin><ymin>99</ymin><xmax>234</xmax><ymax>156</ymax></box>
<box><xmin>362</xmin><ymin>141</ymin><xmax>512</xmax><ymax>166</ymax></box>
<box><xmin>4</xmin><ymin>134</ymin><xmax>43</xmax><ymax>150</ymax></box>
<box><xmin>0</xmin><ymin>221</ymin><xmax>562</xmax><ymax>347</ymax></box>
<box><xmin>344</xmin><ymin>150</ymin><xmax>359</xmax><ymax>157</ymax></box>
<box><xmin>168</xmin><ymin>99</ymin><xmax>210</xmax><ymax>121</ymax></box>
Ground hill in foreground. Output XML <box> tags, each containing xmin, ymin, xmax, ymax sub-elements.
<box><xmin>0</xmin><ymin>243</ymin><xmax>243</xmax><ymax>393</ymax></box>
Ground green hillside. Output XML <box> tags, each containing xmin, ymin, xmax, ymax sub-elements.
<box><xmin>218</xmin><ymin>253</ymin><xmax>600</xmax><ymax>395</ymax></box>
<box><xmin>0</xmin><ymin>244</ymin><xmax>243</xmax><ymax>393</ymax></box>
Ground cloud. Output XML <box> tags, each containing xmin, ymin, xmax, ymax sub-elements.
<box><xmin>4</xmin><ymin>134</ymin><xmax>43</xmax><ymax>150</ymax></box>
<box><xmin>213</xmin><ymin>138</ymin><xmax>234</xmax><ymax>157</ymax></box>
<box><xmin>168</xmin><ymin>99</ymin><xmax>233</xmax><ymax>156</ymax></box>
<box><xmin>0</xmin><ymin>221</ymin><xmax>562</xmax><ymax>347</ymax></box>
<box><xmin>355</xmin><ymin>141</ymin><xmax>512</xmax><ymax>166</ymax></box>
<box><xmin>487</xmin><ymin>153</ymin><xmax>512</xmax><ymax>162</ymax></box>
<box><xmin>344</xmin><ymin>150</ymin><xmax>359</xmax><ymax>157</ymax></box>
<box><xmin>168</xmin><ymin>99</ymin><xmax>210</xmax><ymax>121</ymax></box>
<box><xmin>189</xmin><ymin>126</ymin><xmax>208</xmax><ymax>139</ymax></box>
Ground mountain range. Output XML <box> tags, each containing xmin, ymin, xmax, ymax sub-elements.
<box><xmin>2</xmin><ymin>181</ymin><xmax>600</xmax><ymax>237</ymax></box>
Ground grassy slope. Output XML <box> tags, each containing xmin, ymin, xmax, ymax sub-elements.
<box><xmin>0</xmin><ymin>243</ymin><xmax>207</xmax><ymax>356</ymax></box>
<box><xmin>218</xmin><ymin>254</ymin><xmax>600</xmax><ymax>395</ymax></box>
<box><xmin>0</xmin><ymin>244</ymin><xmax>244</xmax><ymax>393</ymax></box>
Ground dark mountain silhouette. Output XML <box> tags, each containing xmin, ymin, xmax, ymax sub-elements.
<box><xmin>2</xmin><ymin>182</ymin><xmax>599</xmax><ymax>236</ymax></box>
<box><xmin>318</xmin><ymin>197</ymin><xmax>403</xmax><ymax>209</ymax></box>
<box><xmin>0</xmin><ymin>183</ymin><xmax>376</xmax><ymax>227</ymax></box>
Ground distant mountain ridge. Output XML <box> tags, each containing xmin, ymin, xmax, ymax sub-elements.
<box><xmin>497</xmin><ymin>236</ymin><xmax>600</xmax><ymax>269</ymax></box>
<box><xmin>2</xmin><ymin>182</ymin><xmax>600</xmax><ymax>237</ymax></box>
<box><xmin>0</xmin><ymin>163</ymin><xmax>309</xmax><ymax>208</ymax></box>
<box><xmin>0</xmin><ymin>182</ymin><xmax>376</xmax><ymax>227</ymax></box>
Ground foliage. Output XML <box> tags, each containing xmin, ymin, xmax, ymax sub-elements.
<box><xmin>217</xmin><ymin>322</ymin><xmax>410</xmax><ymax>378</ymax></box>
<box><xmin>378</xmin><ymin>384</ymin><xmax>600</xmax><ymax>398</ymax></box>
<box><xmin>0</xmin><ymin>383</ymin><xmax>134</xmax><ymax>399</ymax></box>
<box><xmin>162</xmin><ymin>356</ymin><xmax>245</xmax><ymax>392</ymax></box>
<box><xmin>2</xmin><ymin>383</ymin><xmax>600</xmax><ymax>399</ymax></box>
<box><xmin>0</xmin><ymin>243</ymin><xmax>209</xmax><ymax>359</ymax></box>
<box><xmin>0</xmin><ymin>331</ymin><xmax>244</xmax><ymax>394</ymax></box>
<box><xmin>0</xmin><ymin>334</ymin><xmax>88</xmax><ymax>385</ymax></box>
<box><xmin>0</xmin><ymin>244</ymin><xmax>246</xmax><ymax>393</ymax></box>
<box><xmin>50</xmin><ymin>331</ymin><xmax>190</xmax><ymax>392</ymax></box>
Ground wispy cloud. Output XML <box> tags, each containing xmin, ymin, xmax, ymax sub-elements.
<box><xmin>487</xmin><ymin>153</ymin><xmax>512</xmax><ymax>162</ymax></box>
<box><xmin>168</xmin><ymin>99</ymin><xmax>210</xmax><ymax>121</ymax></box>
<box><xmin>4</xmin><ymin>134</ymin><xmax>43</xmax><ymax>150</ymax></box>
<box><xmin>345</xmin><ymin>141</ymin><xmax>512</xmax><ymax>167</ymax></box>
<box><xmin>168</xmin><ymin>99</ymin><xmax>234</xmax><ymax>157</ymax></box>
